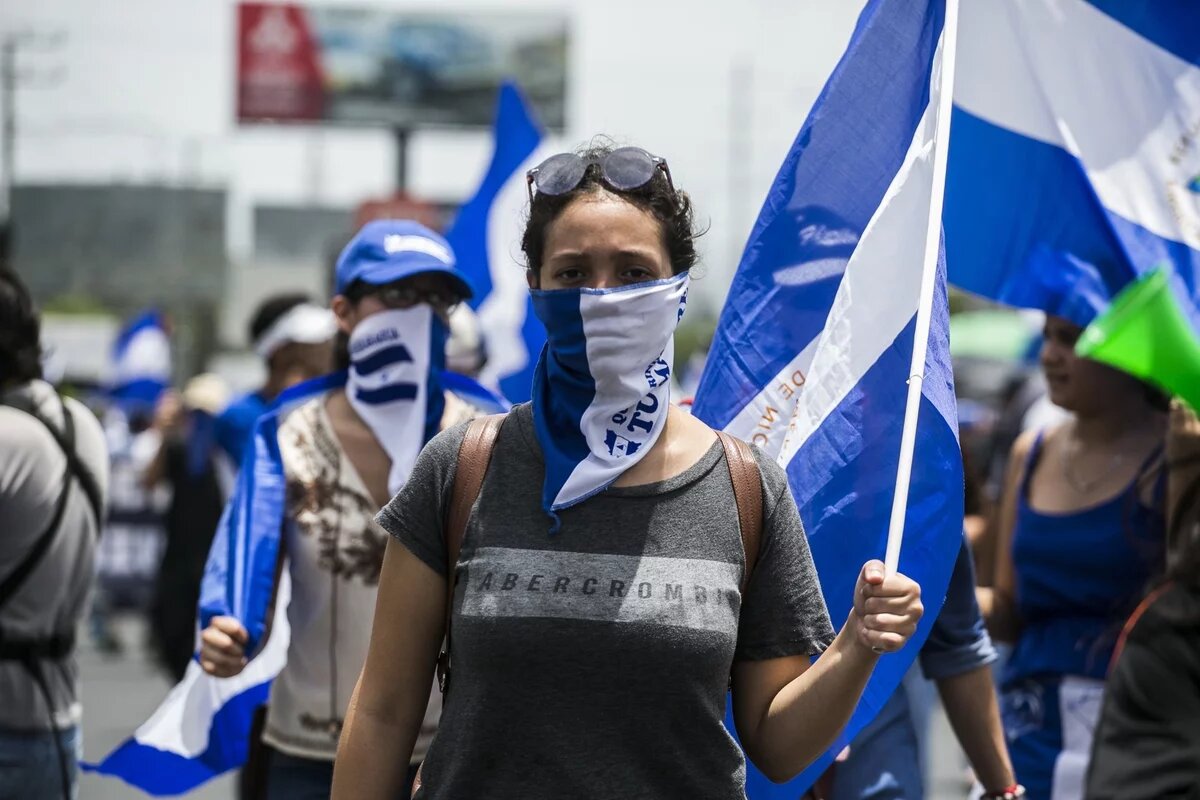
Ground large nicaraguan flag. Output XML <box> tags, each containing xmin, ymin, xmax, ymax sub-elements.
<box><xmin>444</xmin><ymin>80</ymin><xmax>553</xmax><ymax>403</ymax></box>
<box><xmin>692</xmin><ymin>0</ymin><xmax>963</xmax><ymax>794</ymax></box>
<box><xmin>947</xmin><ymin>0</ymin><xmax>1200</xmax><ymax>320</ymax></box>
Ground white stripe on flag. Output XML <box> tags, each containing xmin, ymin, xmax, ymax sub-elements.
<box><xmin>956</xmin><ymin>0</ymin><xmax>1200</xmax><ymax>250</ymax></box>
<box><xmin>776</xmin><ymin>35</ymin><xmax>942</xmax><ymax>468</ymax></box>
<box><xmin>723</xmin><ymin>338</ymin><xmax>820</xmax><ymax>458</ymax></box>
<box><xmin>133</xmin><ymin>573</ymin><xmax>291</xmax><ymax>756</ymax></box>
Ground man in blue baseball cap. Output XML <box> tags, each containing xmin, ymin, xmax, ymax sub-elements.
<box><xmin>196</xmin><ymin>219</ymin><xmax>499</xmax><ymax>799</ymax></box>
<box><xmin>334</xmin><ymin>219</ymin><xmax>472</xmax><ymax>301</ymax></box>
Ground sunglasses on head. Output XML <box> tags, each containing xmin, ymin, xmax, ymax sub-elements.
<box><xmin>526</xmin><ymin>147</ymin><xmax>675</xmax><ymax>203</ymax></box>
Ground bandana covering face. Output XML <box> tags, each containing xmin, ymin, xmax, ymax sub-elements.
<box><xmin>346</xmin><ymin>306</ymin><xmax>446</xmax><ymax>495</ymax></box>
<box><xmin>531</xmin><ymin>272</ymin><xmax>690</xmax><ymax>529</ymax></box>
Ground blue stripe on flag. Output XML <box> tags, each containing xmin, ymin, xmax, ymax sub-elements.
<box><xmin>944</xmin><ymin>106</ymin><xmax>1130</xmax><ymax>298</ymax></box>
<box><xmin>82</xmin><ymin>679</ymin><xmax>270</xmax><ymax>796</ymax></box>
<box><xmin>353</xmin><ymin>383</ymin><xmax>419</xmax><ymax>405</ymax></box>
<box><xmin>351</xmin><ymin>343</ymin><xmax>413</xmax><ymax>376</ymax></box>
<box><xmin>693</xmin><ymin>0</ymin><xmax>945</xmax><ymax>429</ymax></box>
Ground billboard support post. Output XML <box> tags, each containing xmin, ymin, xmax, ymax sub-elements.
<box><xmin>394</xmin><ymin>126</ymin><xmax>410</xmax><ymax>194</ymax></box>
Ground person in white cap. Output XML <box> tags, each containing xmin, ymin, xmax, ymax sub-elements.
<box><xmin>213</xmin><ymin>294</ymin><xmax>337</xmax><ymax>468</ymax></box>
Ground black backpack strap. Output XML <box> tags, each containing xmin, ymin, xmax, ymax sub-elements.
<box><xmin>16</xmin><ymin>394</ymin><xmax>103</xmax><ymax>529</ymax></box>
<box><xmin>0</xmin><ymin>391</ymin><xmax>102</xmax><ymax>611</ymax></box>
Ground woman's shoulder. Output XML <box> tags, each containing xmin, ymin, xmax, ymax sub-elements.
<box><xmin>1013</xmin><ymin>424</ymin><xmax>1055</xmax><ymax>459</ymax></box>
<box><xmin>671</xmin><ymin>411</ymin><xmax>792</xmax><ymax>515</ymax></box>
<box><xmin>1002</xmin><ymin>426</ymin><xmax>1055</xmax><ymax>485</ymax></box>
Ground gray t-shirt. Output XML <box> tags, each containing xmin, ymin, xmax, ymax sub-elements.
<box><xmin>377</xmin><ymin>403</ymin><xmax>834</xmax><ymax>799</ymax></box>
<box><xmin>0</xmin><ymin>380</ymin><xmax>108</xmax><ymax>731</ymax></box>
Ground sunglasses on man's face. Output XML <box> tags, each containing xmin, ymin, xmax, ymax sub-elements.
<box><xmin>360</xmin><ymin>282</ymin><xmax>462</xmax><ymax>315</ymax></box>
<box><xmin>526</xmin><ymin>147</ymin><xmax>675</xmax><ymax>203</ymax></box>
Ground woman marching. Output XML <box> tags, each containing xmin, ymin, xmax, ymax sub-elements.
<box><xmin>978</xmin><ymin>253</ymin><xmax>1170</xmax><ymax>800</ymax></box>
<box><xmin>333</xmin><ymin>144</ymin><xmax>924</xmax><ymax>798</ymax></box>
<box><xmin>196</xmin><ymin>220</ymin><xmax>503</xmax><ymax>799</ymax></box>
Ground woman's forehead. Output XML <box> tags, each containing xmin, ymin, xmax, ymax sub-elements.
<box><xmin>544</xmin><ymin>193</ymin><xmax>663</xmax><ymax>252</ymax></box>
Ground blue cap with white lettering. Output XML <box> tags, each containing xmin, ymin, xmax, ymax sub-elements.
<box><xmin>334</xmin><ymin>219</ymin><xmax>474</xmax><ymax>299</ymax></box>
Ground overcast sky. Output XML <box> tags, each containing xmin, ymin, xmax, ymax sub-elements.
<box><xmin>1</xmin><ymin>0</ymin><xmax>864</xmax><ymax>311</ymax></box>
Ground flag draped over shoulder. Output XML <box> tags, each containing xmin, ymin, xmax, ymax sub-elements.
<box><xmin>444</xmin><ymin>81</ymin><xmax>549</xmax><ymax>403</ymax></box>
<box><xmin>692</xmin><ymin>0</ymin><xmax>962</xmax><ymax>794</ymax></box>
<box><xmin>947</xmin><ymin>0</ymin><xmax>1200</xmax><ymax>323</ymax></box>
<box><xmin>83</xmin><ymin>371</ymin><xmax>507</xmax><ymax>795</ymax></box>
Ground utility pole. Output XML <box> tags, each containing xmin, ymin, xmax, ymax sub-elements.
<box><xmin>0</xmin><ymin>29</ymin><xmax>65</xmax><ymax>225</ymax></box>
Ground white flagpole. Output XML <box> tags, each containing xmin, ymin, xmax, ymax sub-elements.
<box><xmin>884</xmin><ymin>0</ymin><xmax>961</xmax><ymax>573</ymax></box>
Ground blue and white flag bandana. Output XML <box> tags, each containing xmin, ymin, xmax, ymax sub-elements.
<box><xmin>530</xmin><ymin>272</ymin><xmax>689</xmax><ymax>528</ymax></box>
<box><xmin>346</xmin><ymin>306</ymin><xmax>446</xmax><ymax>495</ymax></box>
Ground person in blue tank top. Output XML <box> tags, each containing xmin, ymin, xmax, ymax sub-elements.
<box><xmin>978</xmin><ymin>253</ymin><xmax>1169</xmax><ymax>800</ymax></box>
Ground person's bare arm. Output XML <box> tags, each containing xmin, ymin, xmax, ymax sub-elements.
<box><xmin>332</xmin><ymin>538</ymin><xmax>446</xmax><ymax>800</ymax></box>
<box><xmin>965</xmin><ymin>514</ymin><xmax>993</xmax><ymax>586</ymax></box>
<box><xmin>937</xmin><ymin>665</ymin><xmax>1015</xmax><ymax>794</ymax></box>
<box><xmin>976</xmin><ymin>430</ymin><xmax>1036</xmax><ymax>643</ymax></box>
<box><xmin>731</xmin><ymin>561</ymin><xmax>922</xmax><ymax>783</ymax></box>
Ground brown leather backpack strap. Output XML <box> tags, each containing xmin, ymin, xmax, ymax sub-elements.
<box><xmin>717</xmin><ymin>431</ymin><xmax>764</xmax><ymax>594</ymax></box>
<box><xmin>436</xmin><ymin>413</ymin><xmax>505</xmax><ymax>695</ymax></box>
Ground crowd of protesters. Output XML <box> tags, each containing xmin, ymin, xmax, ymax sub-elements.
<box><xmin>0</xmin><ymin>144</ymin><xmax>1197</xmax><ymax>800</ymax></box>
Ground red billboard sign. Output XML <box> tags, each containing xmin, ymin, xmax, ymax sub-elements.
<box><xmin>235</xmin><ymin>3</ymin><xmax>568</xmax><ymax>129</ymax></box>
<box><xmin>237</xmin><ymin>4</ymin><xmax>326</xmax><ymax>121</ymax></box>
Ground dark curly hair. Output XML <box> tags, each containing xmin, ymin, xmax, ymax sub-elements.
<box><xmin>0</xmin><ymin>267</ymin><xmax>42</xmax><ymax>387</ymax></box>
<box><xmin>521</xmin><ymin>141</ymin><xmax>700</xmax><ymax>285</ymax></box>
<box><xmin>249</xmin><ymin>292</ymin><xmax>313</xmax><ymax>346</ymax></box>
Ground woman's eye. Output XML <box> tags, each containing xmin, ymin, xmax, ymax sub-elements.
<box><xmin>555</xmin><ymin>268</ymin><xmax>585</xmax><ymax>282</ymax></box>
<box><xmin>622</xmin><ymin>266</ymin><xmax>653</xmax><ymax>281</ymax></box>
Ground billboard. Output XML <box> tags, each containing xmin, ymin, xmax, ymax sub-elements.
<box><xmin>236</xmin><ymin>3</ymin><xmax>567</xmax><ymax>129</ymax></box>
